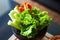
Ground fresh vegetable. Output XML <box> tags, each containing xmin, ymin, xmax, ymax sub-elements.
<box><xmin>8</xmin><ymin>2</ymin><xmax>51</xmax><ymax>38</ymax></box>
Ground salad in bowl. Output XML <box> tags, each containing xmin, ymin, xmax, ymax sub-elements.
<box><xmin>8</xmin><ymin>2</ymin><xmax>51</xmax><ymax>40</ymax></box>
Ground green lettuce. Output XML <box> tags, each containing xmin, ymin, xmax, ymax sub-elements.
<box><xmin>8</xmin><ymin>7</ymin><xmax>51</xmax><ymax>38</ymax></box>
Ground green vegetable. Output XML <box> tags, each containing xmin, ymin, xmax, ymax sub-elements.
<box><xmin>8</xmin><ymin>7</ymin><xmax>51</xmax><ymax>38</ymax></box>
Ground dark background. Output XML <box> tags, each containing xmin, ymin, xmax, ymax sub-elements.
<box><xmin>33</xmin><ymin>0</ymin><xmax>60</xmax><ymax>13</ymax></box>
<box><xmin>0</xmin><ymin>0</ymin><xmax>60</xmax><ymax>40</ymax></box>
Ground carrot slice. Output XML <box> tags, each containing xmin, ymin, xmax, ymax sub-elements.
<box><xmin>26</xmin><ymin>3</ymin><xmax>32</xmax><ymax>10</ymax></box>
<box><xmin>24</xmin><ymin>2</ymin><xmax>32</xmax><ymax>10</ymax></box>
<box><xmin>19</xmin><ymin>6</ymin><xmax>24</xmax><ymax>12</ymax></box>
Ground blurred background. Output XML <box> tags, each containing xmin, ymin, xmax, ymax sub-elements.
<box><xmin>0</xmin><ymin>0</ymin><xmax>60</xmax><ymax>40</ymax></box>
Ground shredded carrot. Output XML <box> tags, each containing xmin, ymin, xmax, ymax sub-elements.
<box><xmin>26</xmin><ymin>3</ymin><xmax>32</xmax><ymax>10</ymax></box>
<box><xmin>24</xmin><ymin>2</ymin><xmax>27</xmax><ymax>5</ymax></box>
<box><xmin>15</xmin><ymin>2</ymin><xmax>32</xmax><ymax>13</ymax></box>
<box><xmin>19</xmin><ymin>7</ymin><xmax>24</xmax><ymax>12</ymax></box>
<box><xmin>24</xmin><ymin>2</ymin><xmax>32</xmax><ymax>10</ymax></box>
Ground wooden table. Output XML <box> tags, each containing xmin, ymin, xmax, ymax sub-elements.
<box><xmin>8</xmin><ymin>32</ymin><xmax>53</xmax><ymax>40</ymax></box>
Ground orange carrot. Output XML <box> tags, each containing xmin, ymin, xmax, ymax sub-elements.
<box><xmin>19</xmin><ymin>6</ymin><xmax>24</xmax><ymax>12</ymax></box>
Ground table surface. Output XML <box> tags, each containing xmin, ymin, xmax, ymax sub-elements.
<box><xmin>0</xmin><ymin>0</ymin><xmax>60</xmax><ymax>40</ymax></box>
